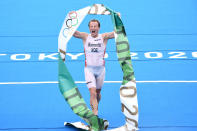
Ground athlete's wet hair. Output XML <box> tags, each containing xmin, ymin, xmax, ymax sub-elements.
<box><xmin>88</xmin><ymin>19</ymin><xmax>100</xmax><ymax>28</ymax></box>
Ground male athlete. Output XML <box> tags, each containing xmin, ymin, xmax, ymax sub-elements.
<box><xmin>73</xmin><ymin>19</ymin><xmax>115</xmax><ymax>115</ymax></box>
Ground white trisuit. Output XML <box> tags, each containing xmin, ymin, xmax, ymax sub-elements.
<box><xmin>84</xmin><ymin>34</ymin><xmax>106</xmax><ymax>89</ymax></box>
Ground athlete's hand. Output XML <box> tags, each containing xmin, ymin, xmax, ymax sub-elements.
<box><xmin>117</xmin><ymin>12</ymin><xmax>121</xmax><ymax>18</ymax></box>
<box><xmin>69</xmin><ymin>11</ymin><xmax>75</xmax><ymax>14</ymax></box>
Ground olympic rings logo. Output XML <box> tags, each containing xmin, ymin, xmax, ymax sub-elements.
<box><xmin>62</xmin><ymin>11</ymin><xmax>79</xmax><ymax>38</ymax></box>
<box><xmin>66</xmin><ymin>11</ymin><xmax>78</xmax><ymax>29</ymax></box>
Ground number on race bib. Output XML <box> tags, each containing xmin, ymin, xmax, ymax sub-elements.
<box><xmin>91</xmin><ymin>48</ymin><xmax>98</xmax><ymax>52</ymax></box>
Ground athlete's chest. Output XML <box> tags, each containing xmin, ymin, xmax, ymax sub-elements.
<box><xmin>85</xmin><ymin>35</ymin><xmax>105</xmax><ymax>53</ymax></box>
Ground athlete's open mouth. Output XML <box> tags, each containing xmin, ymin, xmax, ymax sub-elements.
<box><xmin>91</xmin><ymin>30</ymin><xmax>96</xmax><ymax>33</ymax></box>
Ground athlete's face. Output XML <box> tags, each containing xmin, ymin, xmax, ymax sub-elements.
<box><xmin>89</xmin><ymin>22</ymin><xmax>100</xmax><ymax>37</ymax></box>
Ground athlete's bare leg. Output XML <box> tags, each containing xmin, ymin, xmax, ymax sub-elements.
<box><xmin>89</xmin><ymin>87</ymin><xmax>98</xmax><ymax>115</ymax></box>
<box><xmin>96</xmin><ymin>89</ymin><xmax>101</xmax><ymax>104</ymax></box>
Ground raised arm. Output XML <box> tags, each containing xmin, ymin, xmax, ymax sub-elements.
<box><xmin>103</xmin><ymin>32</ymin><xmax>115</xmax><ymax>39</ymax></box>
<box><xmin>73</xmin><ymin>31</ymin><xmax>88</xmax><ymax>40</ymax></box>
<box><xmin>102</xmin><ymin>32</ymin><xmax>115</xmax><ymax>45</ymax></box>
<box><xmin>102</xmin><ymin>12</ymin><xmax>120</xmax><ymax>41</ymax></box>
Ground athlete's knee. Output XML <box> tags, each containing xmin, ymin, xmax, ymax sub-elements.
<box><xmin>89</xmin><ymin>88</ymin><xmax>97</xmax><ymax>97</ymax></box>
<box><xmin>96</xmin><ymin>89</ymin><xmax>101</xmax><ymax>94</ymax></box>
